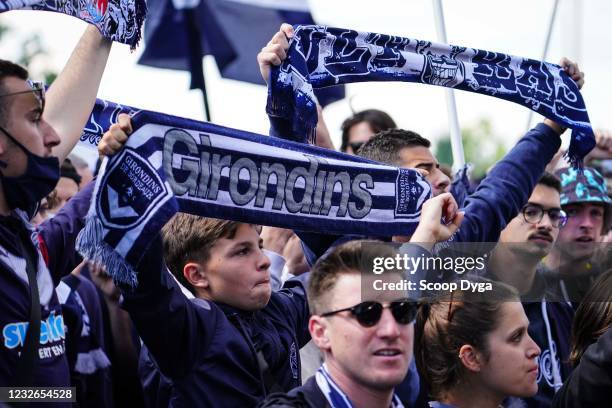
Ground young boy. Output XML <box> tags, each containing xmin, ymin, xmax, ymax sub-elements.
<box><xmin>120</xmin><ymin>215</ymin><xmax>310</xmax><ymax>407</ymax></box>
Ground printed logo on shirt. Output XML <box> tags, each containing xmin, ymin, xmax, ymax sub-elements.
<box><xmin>289</xmin><ymin>342</ymin><xmax>298</xmax><ymax>379</ymax></box>
<box><xmin>2</xmin><ymin>311</ymin><xmax>66</xmax><ymax>359</ymax></box>
<box><xmin>537</xmin><ymin>340</ymin><xmax>561</xmax><ymax>388</ymax></box>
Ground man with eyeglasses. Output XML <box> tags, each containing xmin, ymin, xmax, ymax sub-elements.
<box><xmin>541</xmin><ymin>166</ymin><xmax>611</xmax><ymax>305</ymax></box>
<box><xmin>486</xmin><ymin>172</ymin><xmax>574</xmax><ymax>408</ymax></box>
<box><xmin>0</xmin><ymin>26</ymin><xmax>112</xmax><ymax>394</ymax></box>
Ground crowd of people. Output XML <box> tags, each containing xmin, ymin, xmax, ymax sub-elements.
<box><xmin>0</xmin><ymin>21</ymin><xmax>610</xmax><ymax>408</ymax></box>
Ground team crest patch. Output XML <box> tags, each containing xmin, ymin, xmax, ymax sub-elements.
<box><xmin>395</xmin><ymin>168</ymin><xmax>429</xmax><ymax>219</ymax></box>
<box><xmin>97</xmin><ymin>148</ymin><xmax>168</xmax><ymax>230</ymax></box>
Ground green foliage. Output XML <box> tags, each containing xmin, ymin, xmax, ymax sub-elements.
<box><xmin>435</xmin><ymin>118</ymin><xmax>507</xmax><ymax>179</ymax></box>
<box><xmin>0</xmin><ymin>22</ymin><xmax>58</xmax><ymax>85</ymax></box>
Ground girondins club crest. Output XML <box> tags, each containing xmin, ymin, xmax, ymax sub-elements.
<box><xmin>395</xmin><ymin>168</ymin><xmax>430</xmax><ymax>218</ymax></box>
<box><xmin>98</xmin><ymin>148</ymin><xmax>168</xmax><ymax>229</ymax></box>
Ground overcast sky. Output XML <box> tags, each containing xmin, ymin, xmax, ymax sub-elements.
<box><xmin>1</xmin><ymin>0</ymin><xmax>610</xmax><ymax>165</ymax></box>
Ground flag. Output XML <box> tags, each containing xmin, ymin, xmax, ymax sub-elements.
<box><xmin>138</xmin><ymin>0</ymin><xmax>344</xmax><ymax>107</ymax></box>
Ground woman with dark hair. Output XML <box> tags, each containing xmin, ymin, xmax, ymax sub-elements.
<box><xmin>415</xmin><ymin>281</ymin><xmax>541</xmax><ymax>408</ymax></box>
<box><xmin>568</xmin><ymin>270</ymin><xmax>612</xmax><ymax>366</ymax></box>
<box><xmin>553</xmin><ymin>270</ymin><xmax>612</xmax><ymax>408</ymax></box>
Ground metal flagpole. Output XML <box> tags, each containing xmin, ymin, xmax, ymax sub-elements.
<box><xmin>525</xmin><ymin>0</ymin><xmax>560</xmax><ymax>132</ymax></box>
<box><xmin>185</xmin><ymin>8</ymin><xmax>211</xmax><ymax>122</ymax></box>
<box><xmin>432</xmin><ymin>0</ymin><xmax>465</xmax><ymax>170</ymax></box>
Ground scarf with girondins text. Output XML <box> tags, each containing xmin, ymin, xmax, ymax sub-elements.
<box><xmin>76</xmin><ymin>107</ymin><xmax>430</xmax><ymax>287</ymax></box>
<box><xmin>266</xmin><ymin>25</ymin><xmax>595</xmax><ymax>167</ymax></box>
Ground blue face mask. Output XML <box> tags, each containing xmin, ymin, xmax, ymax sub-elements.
<box><xmin>0</xmin><ymin>125</ymin><xmax>60</xmax><ymax>212</ymax></box>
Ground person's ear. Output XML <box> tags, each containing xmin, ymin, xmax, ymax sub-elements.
<box><xmin>183</xmin><ymin>262</ymin><xmax>209</xmax><ymax>290</ymax></box>
<box><xmin>309</xmin><ymin>315</ymin><xmax>331</xmax><ymax>351</ymax></box>
<box><xmin>458</xmin><ymin>345</ymin><xmax>483</xmax><ymax>372</ymax></box>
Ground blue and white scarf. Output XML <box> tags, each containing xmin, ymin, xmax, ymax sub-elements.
<box><xmin>77</xmin><ymin>108</ymin><xmax>430</xmax><ymax>286</ymax></box>
<box><xmin>267</xmin><ymin>25</ymin><xmax>595</xmax><ymax>167</ymax></box>
<box><xmin>56</xmin><ymin>277</ymin><xmax>111</xmax><ymax>375</ymax></box>
<box><xmin>0</xmin><ymin>0</ymin><xmax>146</xmax><ymax>49</ymax></box>
<box><xmin>316</xmin><ymin>363</ymin><xmax>404</xmax><ymax>408</ymax></box>
<box><xmin>79</xmin><ymin>98</ymin><xmax>141</xmax><ymax>150</ymax></box>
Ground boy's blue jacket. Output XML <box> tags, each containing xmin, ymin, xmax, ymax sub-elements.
<box><xmin>120</xmin><ymin>239</ymin><xmax>311</xmax><ymax>407</ymax></box>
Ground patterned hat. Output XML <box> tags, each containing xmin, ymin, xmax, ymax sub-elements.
<box><xmin>555</xmin><ymin>167</ymin><xmax>611</xmax><ymax>206</ymax></box>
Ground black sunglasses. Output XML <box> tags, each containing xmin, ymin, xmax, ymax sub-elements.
<box><xmin>321</xmin><ymin>299</ymin><xmax>417</xmax><ymax>327</ymax></box>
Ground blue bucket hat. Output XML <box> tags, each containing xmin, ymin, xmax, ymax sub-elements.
<box><xmin>555</xmin><ymin>167</ymin><xmax>612</xmax><ymax>230</ymax></box>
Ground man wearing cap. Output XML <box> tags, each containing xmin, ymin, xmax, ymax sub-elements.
<box><xmin>542</xmin><ymin>167</ymin><xmax>612</xmax><ymax>305</ymax></box>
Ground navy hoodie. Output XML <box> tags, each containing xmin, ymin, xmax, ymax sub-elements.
<box><xmin>121</xmin><ymin>238</ymin><xmax>310</xmax><ymax>407</ymax></box>
<box><xmin>0</xmin><ymin>182</ymin><xmax>93</xmax><ymax>406</ymax></box>
<box><xmin>521</xmin><ymin>300</ymin><xmax>574</xmax><ymax>407</ymax></box>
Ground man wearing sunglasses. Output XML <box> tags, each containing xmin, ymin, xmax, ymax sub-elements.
<box><xmin>0</xmin><ymin>26</ymin><xmax>112</xmax><ymax>393</ymax></box>
<box><xmin>339</xmin><ymin>109</ymin><xmax>397</xmax><ymax>155</ymax></box>
<box><xmin>486</xmin><ymin>172</ymin><xmax>574</xmax><ymax>408</ymax></box>
<box><xmin>259</xmin><ymin>194</ymin><xmax>461</xmax><ymax>408</ymax></box>
<box><xmin>259</xmin><ymin>241</ymin><xmax>416</xmax><ymax>408</ymax></box>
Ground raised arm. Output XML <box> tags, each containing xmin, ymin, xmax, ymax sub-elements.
<box><xmin>258</xmin><ymin>24</ymin><xmax>335</xmax><ymax>149</ymax></box>
<box><xmin>456</xmin><ymin>59</ymin><xmax>584</xmax><ymax>243</ymax></box>
<box><xmin>38</xmin><ymin>113</ymin><xmax>131</xmax><ymax>283</ymax></box>
<box><xmin>410</xmin><ymin>192</ymin><xmax>464</xmax><ymax>251</ymax></box>
<box><xmin>45</xmin><ymin>25</ymin><xmax>112</xmax><ymax>163</ymax></box>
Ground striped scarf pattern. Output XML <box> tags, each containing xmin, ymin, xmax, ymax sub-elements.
<box><xmin>77</xmin><ymin>109</ymin><xmax>430</xmax><ymax>286</ymax></box>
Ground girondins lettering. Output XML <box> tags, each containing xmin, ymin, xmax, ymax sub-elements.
<box><xmin>163</xmin><ymin>129</ymin><xmax>373</xmax><ymax>219</ymax></box>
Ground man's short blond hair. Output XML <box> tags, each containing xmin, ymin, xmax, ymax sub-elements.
<box><xmin>308</xmin><ymin>240</ymin><xmax>399</xmax><ymax>315</ymax></box>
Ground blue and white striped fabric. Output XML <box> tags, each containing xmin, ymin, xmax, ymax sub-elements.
<box><xmin>267</xmin><ymin>25</ymin><xmax>595</xmax><ymax>167</ymax></box>
<box><xmin>316</xmin><ymin>363</ymin><xmax>405</xmax><ymax>408</ymax></box>
<box><xmin>0</xmin><ymin>0</ymin><xmax>146</xmax><ymax>49</ymax></box>
<box><xmin>77</xmin><ymin>109</ymin><xmax>430</xmax><ymax>287</ymax></box>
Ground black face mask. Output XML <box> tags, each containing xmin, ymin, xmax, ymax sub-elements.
<box><xmin>0</xmin><ymin>125</ymin><xmax>60</xmax><ymax>212</ymax></box>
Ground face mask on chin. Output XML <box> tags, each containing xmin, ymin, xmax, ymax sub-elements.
<box><xmin>0</xmin><ymin>125</ymin><xmax>60</xmax><ymax>213</ymax></box>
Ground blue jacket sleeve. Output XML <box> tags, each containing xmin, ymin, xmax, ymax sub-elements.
<box><xmin>454</xmin><ymin>123</ymin><xmax>561</xmax><ymax>243</ymax></box>
<box><xmin>277</xmin><ymin>278</ymin><xmax>311</xmax><ymax>348</ymax></box>
<box><xmin>119</xmin><ymin>236</ymin><xmax>220</xmax><ymax>379</ymax></box>
<box><xmin>38</xmin><ymin>181</ymin><xmax>95</xmax><ymax>285</ymax></box>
